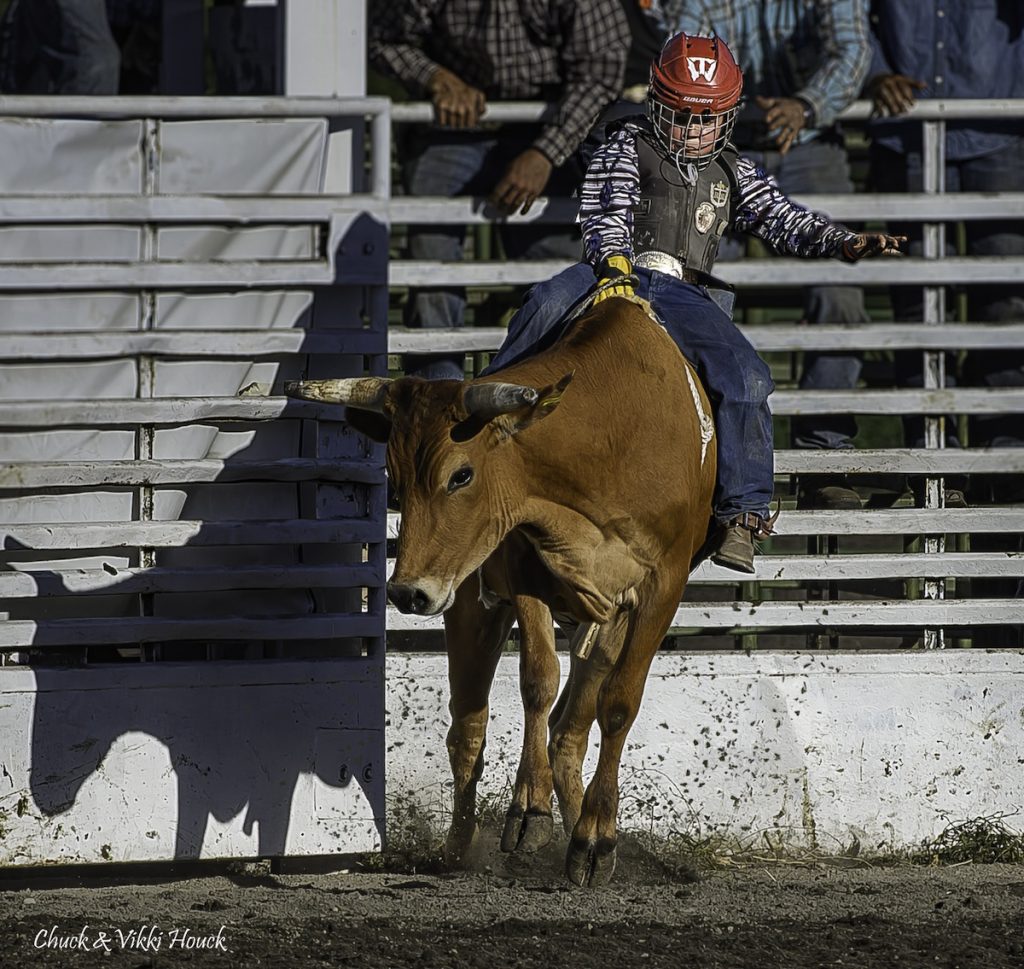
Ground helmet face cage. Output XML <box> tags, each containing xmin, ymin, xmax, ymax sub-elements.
<box><xmin>647</xmin><ymin>97</ymin><xmax>738</xmax><ymax>171</ymax></box>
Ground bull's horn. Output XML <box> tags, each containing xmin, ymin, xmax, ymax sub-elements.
<box><xmin>284</xmin><ymin>377</ymin><xmax>392</xmax><ymax>413</ymax></box>
<box><xmin>463</xmin><ymin>382</ymin><xmax>538</xmax><ymax>419</ymax></box>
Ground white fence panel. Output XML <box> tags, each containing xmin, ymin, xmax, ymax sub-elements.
<box><xmin>0</xmin><ymin>97</ymin><xmax>392</xmax><ymax>867</ymax></box>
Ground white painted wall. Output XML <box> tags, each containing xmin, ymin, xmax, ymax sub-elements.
<box><xmin>0</xmin><ymin>662</ymin><xmax>384</xmax><ymax>866</ymax></box>
<box><xmin>3</xmin><ymin>651</ymin><xmax>1019</xmax><ymax>867</ymax></box>
<box><xmin>386</xmin><ymin>651</ymin><xmax>1024</xmax><ymax>852</ymax></box>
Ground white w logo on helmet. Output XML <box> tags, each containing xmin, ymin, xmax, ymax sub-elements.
<box><xmin>686</xmin><ymin>56</ymin><xmax>717</xmax><ymax>82</ymax></box>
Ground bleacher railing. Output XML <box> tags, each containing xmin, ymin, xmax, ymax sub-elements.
<box><xmin>385</xmin><ymin>98</ymin><xmax>1024</xmax><ymax>649</ymax></box>
<box><xmin>0</xmin><ymin>96</ymin><xmax>393</xmax><ymax>662</ymax></box>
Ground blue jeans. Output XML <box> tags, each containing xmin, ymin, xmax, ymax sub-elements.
<box><xmin>720</xmin><ymin>136</ymin><xmax>868</xmax><ymax>450</ymax></box>
<box><xmin>402</xmin><ymin>129</ymin><xmax>583</xmax><ymax>380</ymax></box>
<box><xmin>485</xmin><ymin>263</ymin><xmax>775</xmax><ymax>523</ymax></box>
<box><xmin>871</xmin><ymin>141</ymin><xmax>1024</xmax><ymax>449</ymax></box>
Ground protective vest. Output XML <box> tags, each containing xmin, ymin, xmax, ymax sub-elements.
<box><xmin>632</xmin><ymin>133</ymin><xmax>740</xmax><ymax>277</ymax></box>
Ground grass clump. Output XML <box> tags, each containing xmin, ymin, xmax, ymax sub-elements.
<box><xmin>912</xmin><ymin>813</ymin><xmax>1024</xmax><ymax>866</ymax></box>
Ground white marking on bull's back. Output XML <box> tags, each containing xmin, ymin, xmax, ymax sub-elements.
<box><xmin>632</xmin><ymin>298</ymin><xmax>714</xmax><ymax>466</ymax></box>
<box><xmin>684</xmin><ymin>363</ymin><xmax>715</xmax><ymax>466</ymax></box>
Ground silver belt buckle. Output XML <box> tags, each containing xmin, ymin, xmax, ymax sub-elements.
<box><xmin>634</xmin><ymin>250</ymin><xmax>684</xmax><ymax>280</ymax></box>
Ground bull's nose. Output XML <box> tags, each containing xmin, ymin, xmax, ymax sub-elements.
<box><xmin>387</xmin><ymin>581</ymin><xmax>432</xmax><ymax>615</ymax></box>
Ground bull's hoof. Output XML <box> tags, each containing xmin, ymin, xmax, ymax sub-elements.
<box><xmin>442</xmin><ymin>823</ymin><xmax>478</xmax><ymax>868</ymax></box>
<box><xmin>565</xmin><ymin>836</ymin><xmax>617</xmax><ymax>887</ymax></box>
<box><xmin>500</xmin><ymin>806</ymin><xmax>553</xmax><ymax>854</ymax></box>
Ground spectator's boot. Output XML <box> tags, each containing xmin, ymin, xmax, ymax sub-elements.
<box><xmin>811</xmin><ymin>483</ymin><xmax>862</xmax><ymax>510</ymax></box>
<box><xmin>710</xmin><ymin>512</ymin><xmax>778</xmax><ymax>574</ymax></box>
<box><xmin>797</xmin><ymin>476</ymin><xmax>863</xmax><ymax>510</ymax></box>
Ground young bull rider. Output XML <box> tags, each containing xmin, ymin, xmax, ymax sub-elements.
<box><xmin>485</xmin><ymin>32</ymin><xmax>905</xmax><ymax>573</ymax></box>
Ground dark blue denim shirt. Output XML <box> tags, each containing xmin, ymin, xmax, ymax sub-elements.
<box><xmin>867</xmin><ymin>0</ymin><xmax>1024</xmax><ymax>160</ymax></box>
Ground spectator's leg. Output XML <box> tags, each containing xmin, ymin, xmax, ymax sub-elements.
<box><xmin>402</xmin><ymin>135</ymin><xmax>493</xmax><ymax>380</ymax></box>
<box><xmin>776</xmin><ymin>139</ymin><xmax>868</xmax><ymax>452</ymax></box>
<box><xmin>643</xmin><ymin>270</ymin><xmax>775</xmax><ymax>523</ymax></box>
<box><xmin>26</xmin><ymin>0</ymin><xmax>120</xmax><ymax>94</ymax></box>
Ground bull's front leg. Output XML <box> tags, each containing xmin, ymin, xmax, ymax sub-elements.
<box><xmin>565</xmin><ymin>577</ymin><xmax>683</xmax><ymax>888</ymax></box>
<box><xmin>501</xmin><ymin>594</ymin><xmax>559</xmax><ymax>854</ymax></box>
<box><xmin>547</xmin><ymin>630</ymin><xmax>615</xmax><ymax>836</ymax></box>
<box><xmin>442</xmin><ymin>578</ymin><xmax>514</xmax><ymax>866</ymax></box>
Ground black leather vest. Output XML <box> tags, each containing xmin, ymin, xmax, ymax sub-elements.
<box><xmin>632</xmin><ymin>133</ymin><xmax>740</xmax><ymax>276</ymax></box>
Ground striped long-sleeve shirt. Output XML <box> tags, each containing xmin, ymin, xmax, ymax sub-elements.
<box><xmin>579</xmin><ymin>121</ymin><xmax>858</xmax><ymax>267</ymax></box>
<box><xmin>369</xmin><ymin>0</ymin><xmax>628</xmax><ymax>168</ymax></box>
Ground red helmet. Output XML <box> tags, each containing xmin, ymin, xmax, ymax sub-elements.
<box><xmin>648</xmin><ymin>33</ymin><xmax>743</xmax><ymax>170</ymax></box>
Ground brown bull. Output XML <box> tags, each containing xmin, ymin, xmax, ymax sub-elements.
<box><xmin>287</xmin><ymin>296</ymin><xmax>716</xmax><ymax>886</ymax></box>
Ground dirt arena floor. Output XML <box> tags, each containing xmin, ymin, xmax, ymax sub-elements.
<box><xmin>2</xmin><ymin>831</ymin><xmax>1022</xmax><ymax>969</ymax></box>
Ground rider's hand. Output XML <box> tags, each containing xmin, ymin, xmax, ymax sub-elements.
<box><xmin>592</xmin><ymin>255</ymin><xmax>636</xmax><ymax>304</ymax></box>
<box><xmin>427</xmin><ymin>66</ymin><xmax>486</xmax><ymax>128</ymax></box>
<box><xmin>865</xmin><ymin>73</ymin><xmax>926</xmax><ymax>118</ymax></box>
<box><xmin>488</xmin><ymin>148</ymin><xmax>553</xmax><ymax>215</ymax></box>
<box><xmin>841</xmin><ymin>233</ymin><xmax>908</xmax><ymax>262</ymax></box>
<box><xmin>755</xmin><ymin>95</ymin><xmax>807</xmax><ymax>155</ymax></box>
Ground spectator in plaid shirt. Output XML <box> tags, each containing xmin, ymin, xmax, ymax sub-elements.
<box><xmin>656</xmin><ymin>0</ymin><xmax>877</xmax><ymax>511</ymax></box>
<box><xmin>370</xmin><ymin>0</ymin><xmax>629</xmax><ymax>381</ymax></box>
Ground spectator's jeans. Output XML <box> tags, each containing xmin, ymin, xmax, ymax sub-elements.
<box><xmin>719</xmin><ymin>136</ymin><xmax>868</xmax><ymax>450</ymax></box>
<box><xmin>403</xmin><ymin>129</ymin><xmax>582</xmax><ymax>380</ymax></box>
<box><xmin>485</xmin><ymin>263</ymin><xmax>776</xmax><ymax>524</ymax></box>
<box><xmin>5</xmin><ymin>0</ymin><xmax>120</xmax><ymax>94</ymax></box>
<box><xmin>871</xmin><ymin>141</ymin><xmax>1024</xmax><ymax>449</ymax></box>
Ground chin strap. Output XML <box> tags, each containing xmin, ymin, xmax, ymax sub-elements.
<box><xmin>670</xmin><ymin>150</ymin><xmax>698</xmax><ymax>185</ymax></box>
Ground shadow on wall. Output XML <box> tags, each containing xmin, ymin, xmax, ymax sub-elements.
<box><xmin>25</xmin><ymin>650</ymin><xmax>384</xmax><ymax>859</ymax></box>
<box><xmin>1</xmin><ymin>210</ymin><xmax>390</xmax><ymax>862</ymax></box>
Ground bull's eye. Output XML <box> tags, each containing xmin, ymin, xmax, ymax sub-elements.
<box><xmin>447</xmin><ymin>466</ymin><xmax>474</xmax><ymax>493</ymax></box>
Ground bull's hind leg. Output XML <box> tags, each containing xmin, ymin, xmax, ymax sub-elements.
<box><xmin>502</xmin><ymin>594</ymin><xmax>560</xmax><ymax>854</ymax></box>
<box><xmin>565</xmin><ymin>574</ymin><xmax>684</xmax><ymax>888</ymax></box>
<box><xmin>442</xmin><ymin>576</ymin><xmax>514</xmax><ymax>866</ymax></box>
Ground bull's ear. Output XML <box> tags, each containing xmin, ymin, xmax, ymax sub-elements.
<box><xmin>497</xmin><ymin>371</ymin><xmax>574</xmax><ymax>438</ymax></box>
<box><xmin>345</xmin><ymin>408</ymin><xmax>392</xmax><ymax>443</ymax></box>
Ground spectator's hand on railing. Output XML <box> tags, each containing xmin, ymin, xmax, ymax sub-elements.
<box><xmin>755</xmin><ymin>96</ymin><xmax>807</xmax><ymax>155</ymax></box>
<box><xmin>488</xmin><ymin>148</ymin><xmax>552</xmax><ymax>215</ymax></box>
<box><xmin>865</xmin><ymin>73</ymin><xmax>927</xmax><ymax>118</ymax></box>
<box><xmin>427</xmin><ymin>67</ymin><xmax>486</xmax><ymax>128</ymax></box>
<box><xmin>841</xmin><ymin>233</ymin><xmax>908</xmax><ymax>262</ymax></box>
